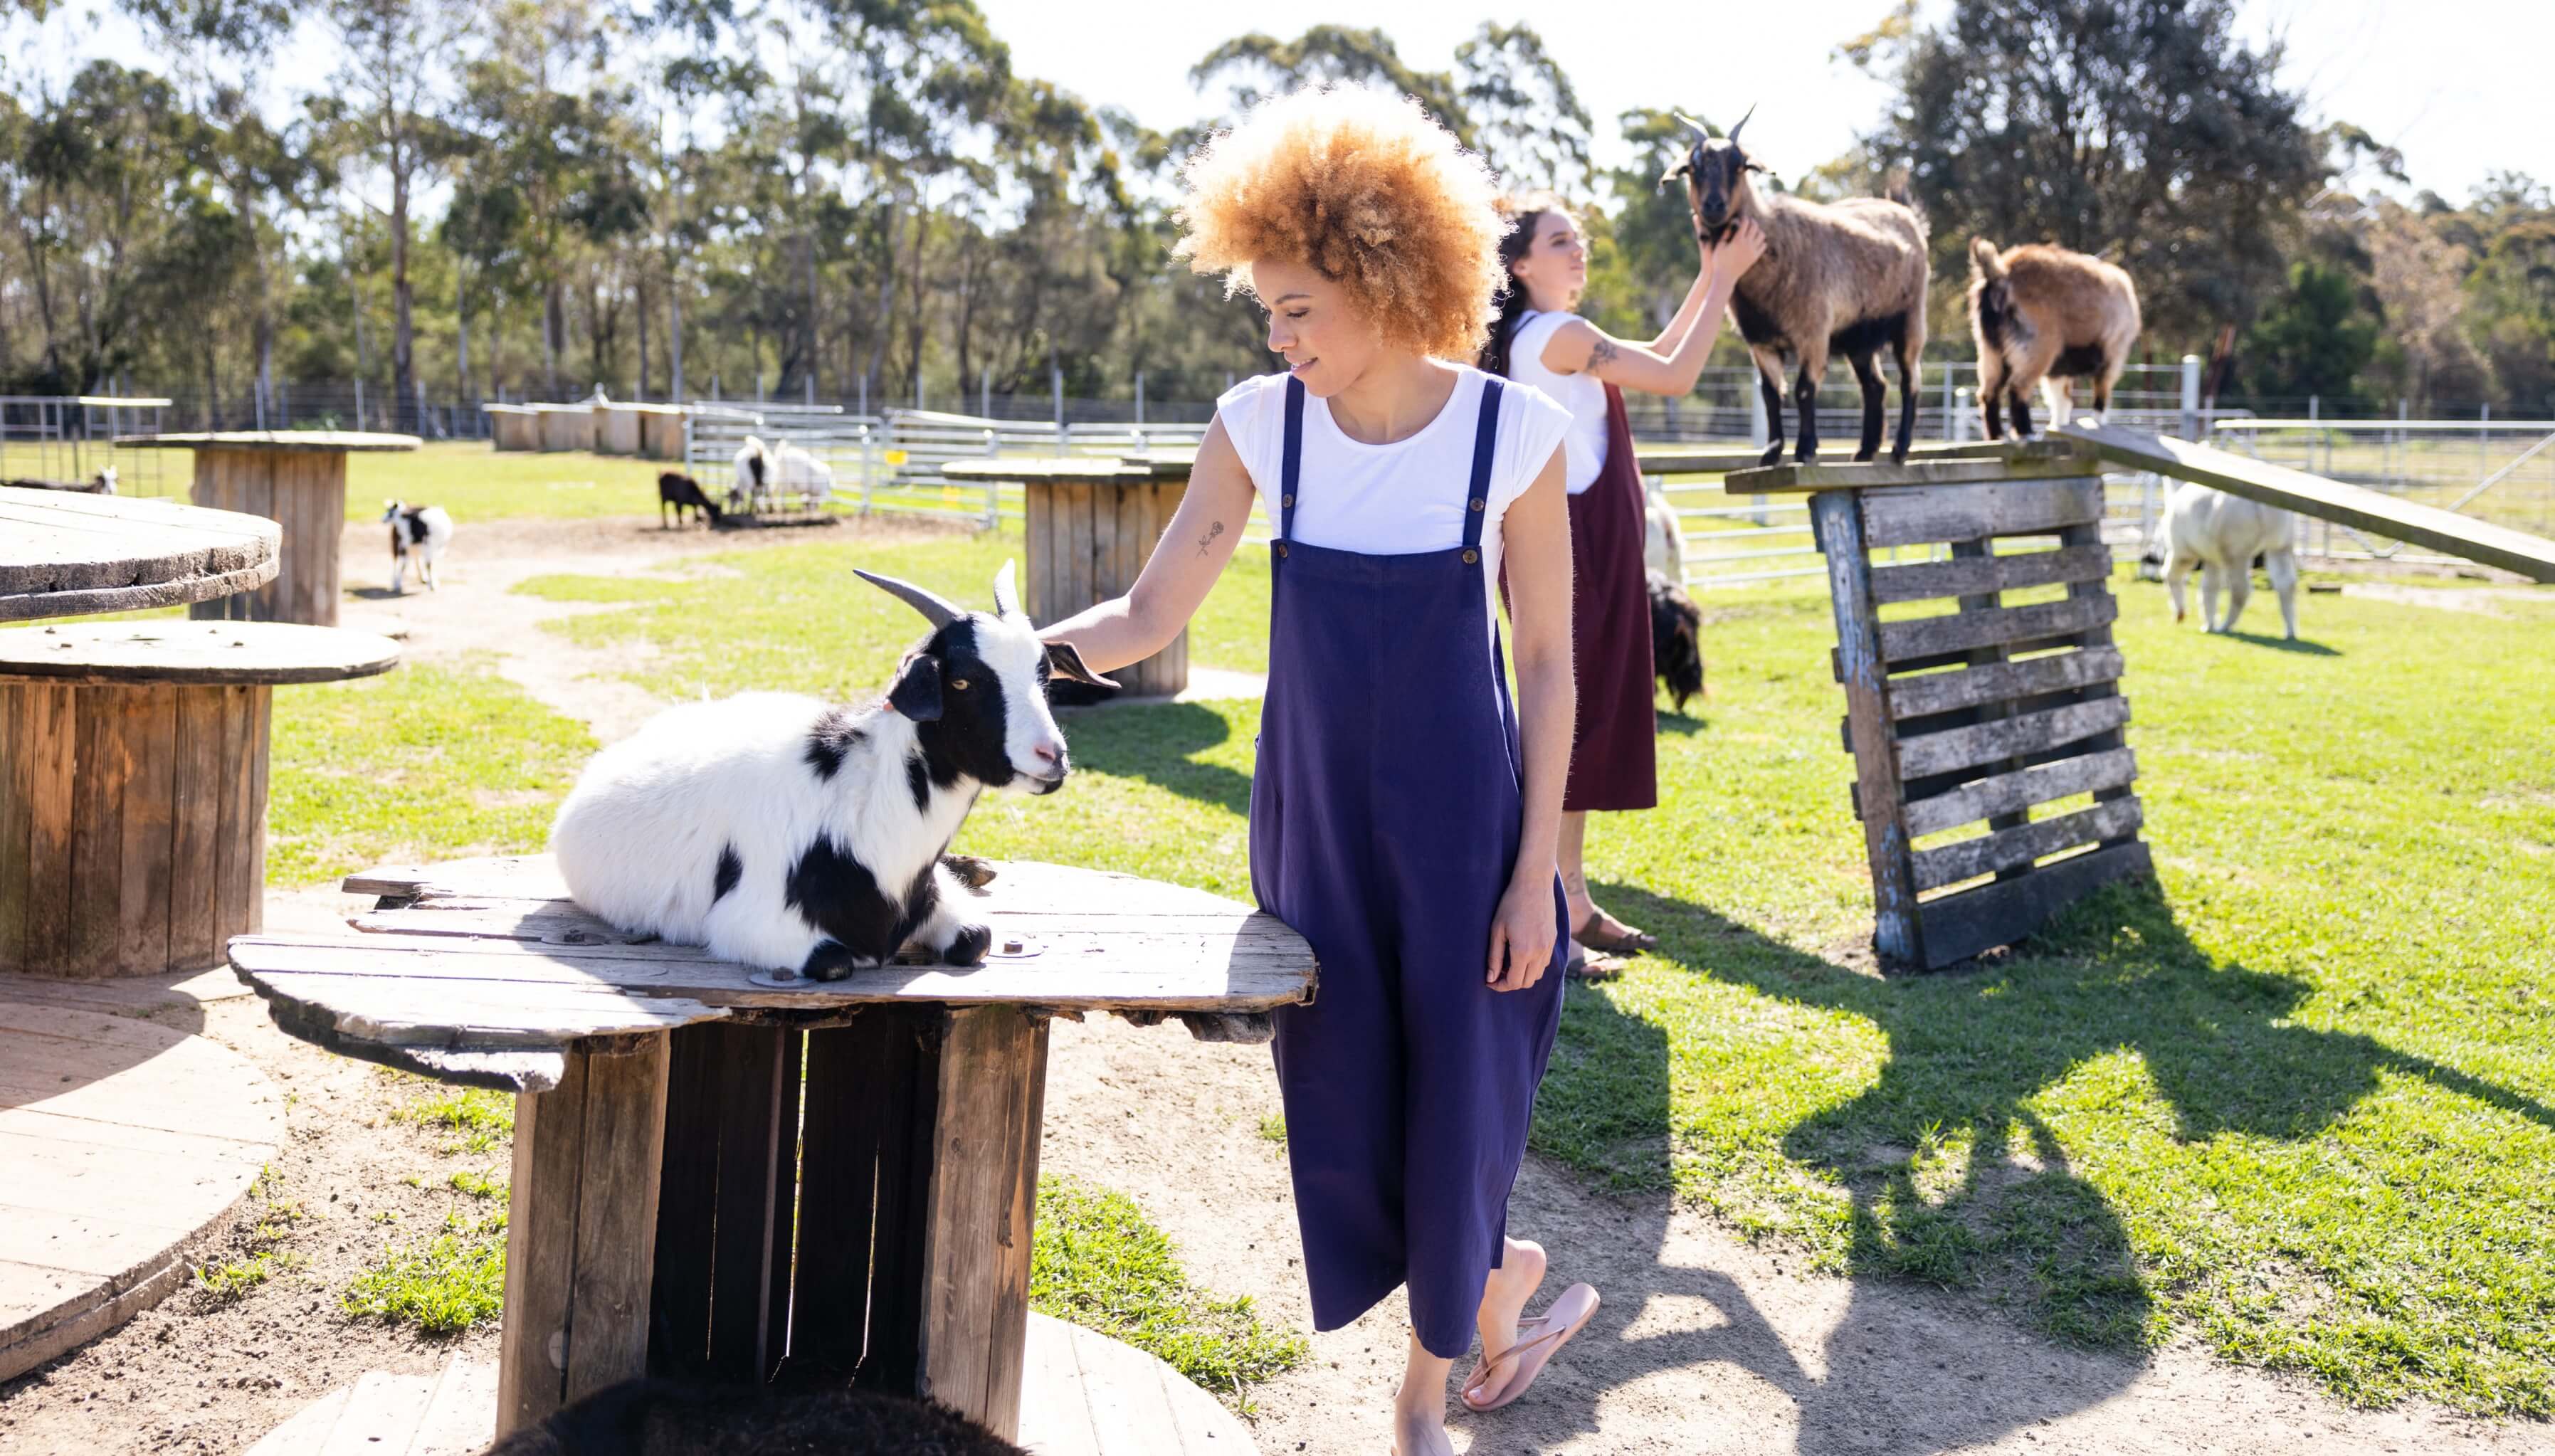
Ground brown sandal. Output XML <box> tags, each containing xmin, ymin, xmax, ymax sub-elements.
<box><xmin>1575</xmin><ymin>912</ymin><xmax>1657</xmax><ymax>955</ymax></box>
<box><xmin>1565</xmin><ymin>949</ymin><xmax>1626</xmax><ymax>982</ymax></box>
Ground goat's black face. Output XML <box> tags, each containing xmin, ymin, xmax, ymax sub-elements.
<box><xmin>1673</xmin><ymin>140</ymin><xmax>1756</xmax><ymax>242</ymax></box>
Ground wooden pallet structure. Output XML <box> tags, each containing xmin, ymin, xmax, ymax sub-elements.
<box><xmin>1731</xmin><ymin>445</ymin><xmax>2149</xmax><ymax>971</ymax></box>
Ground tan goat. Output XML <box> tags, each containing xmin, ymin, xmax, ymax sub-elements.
<box><xmin>1966</xmin><ymin>240</ymin><xmax>2141</xmax><ymax>439</ymax></box>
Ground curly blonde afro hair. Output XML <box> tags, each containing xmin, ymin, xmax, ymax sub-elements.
<box><xmin>1175</xmin><ymin>85</ymin><xmax>1505</xmax><ymax>362</ymax></box>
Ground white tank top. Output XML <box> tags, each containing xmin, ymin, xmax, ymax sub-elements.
<box><xmin>1503</xmin><ymin>311</ymin><xmax>1611</xmax><ymax>495</ymax></box>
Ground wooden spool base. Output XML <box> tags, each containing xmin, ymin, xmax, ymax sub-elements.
<box><xmin>1024</xmin><ymin>478</ymin><xmax>1189</xmax><ymax>697</ymax></box>
<box><xmin>0</xmin><ymin>680</ymin><xmax>268</xmax><ymax>976</ymax></box>
<box><xmin>189</xmin><ymin>449</ymin><xmax>349</xmax><ymax>626</ymax></box>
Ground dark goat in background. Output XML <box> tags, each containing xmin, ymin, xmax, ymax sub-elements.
<box><xmin>1648</xmin><ymin>570</ymin><xmax>1705</xmax><ymax>713</ymax></box>
<box><xmin>479</xmin><ymin>1377</ymin><xmax>1027</xmax><ymax>1455</ymax></box>
<box><xmin>658</xmin><ymin>471</ymin><xmax>723</xmax><ymax>528</ymax></box>
<box><xmin>1662</xmin><ymin>107</ymin><xmax>1930</xmax><ymax>465</ymax></box>
<box><xmin>1966</xmin><ymin>238</ymin><xmax>2142</xmax><ymax>439</ymax></box>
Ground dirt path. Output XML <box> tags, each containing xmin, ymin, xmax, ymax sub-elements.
<box><xmin>8</xmin><ymin>516</ymin><xmax>2544</xmax><ymax>1453</ymax></box>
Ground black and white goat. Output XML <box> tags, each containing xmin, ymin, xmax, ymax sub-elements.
<box><xmin>733</xmin><ymin>435</ymin><xmax>771</xmax><ymax>512</ymax></box>
<box><xmin>658</xmin><ymin>471</ymin><xmax>722</xmax><ymax>528</ymax></box>
<box><xmin>482</xmin><ymin>1376</ymin><xmax>1026</xmax><ymax>1456</ymax></box>
<box><xmin>1663</xmin><ymin>108</ymin><xmax>1930</xmax><ymax>465</ymax></box>
<box><xmin>383</xmin><ymin>500</ymin><xmax>453</xmax><ymax>594</ymax></box>
<box><xmin>549</xmin><ymin>562</ymin><xmax>1115</xmax><ymax>980</ymax></box>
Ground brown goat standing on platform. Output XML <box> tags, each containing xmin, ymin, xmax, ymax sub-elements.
<box><xmin>1966</xmin><ymin>239</ymin><xmax>2142</xmax><ymax>439</ymax></box>
<box><xmin>1663</xmin><ymin>109</ymin><xmax>1929</xmax><ymax>465</ymax></box>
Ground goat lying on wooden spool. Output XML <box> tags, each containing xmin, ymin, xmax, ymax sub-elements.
<box><xmin>1662</xmin><ymin>107</ymin><xmax>1929</xmax><ymax>465</ymax></box>
<box><xmin>549</xmin><ymin>561</ymin><xmax>1115</xmax><ymax>979</ymax></box>
<box><xmin>1967</xmin><ymin>238</ymin><xmax>2142</xmax><ymax>438</ymax></box>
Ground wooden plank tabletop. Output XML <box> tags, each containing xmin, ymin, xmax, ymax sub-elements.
<box><xmin>2060</xmin><ymin>420</ymin><xmax>2555</xmax><ymax>583</ymax></box>
<box><xmin>944</xmin><ymin>458</ymin><xmax>1177</xmax><ymax>485</ymax></box>
<box><xmin>1721</xmin><ymin>441</ymin><xmax>2097</xmax><ymax>494</ymax></box>
<box><xmin>111</xmin><ymin>431</ymin><xmax>422</xmax><ymax>453</ymax></box>
<box><xmin>0</xmin><ymin>620</ymin><xmax>401</xmax><ymax>685</ymax></box>
<box><xmin>0</xmin><ymin>485</ymin><xmax>280</xmax><ymax>623</ymax></box>
<box><xmin>232</xmin><ymin>856</ymin><xmax>1317</xmax><ymax>1090</ymax></box>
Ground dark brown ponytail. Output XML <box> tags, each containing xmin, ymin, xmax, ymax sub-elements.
<box><xmin>1478</xmin><ymin>193</ymin><xmax>1569</xmax><ymax>378</ymax></box>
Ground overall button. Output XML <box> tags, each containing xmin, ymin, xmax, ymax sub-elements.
<box><xmin>1276</xmin><ymin>543</ymin><xmax>1290</xmax><ymax>558</ymax></box>
<box><xmin>1461</xmin><ymin>548</ymin><xmax>1480</xmax><ymax>564</ymax></box>
<box><xmin>1469</xmin><ymin>497</ymin><xmax>1484</xmax><ymax>512</ymax></box>
<box><xmin>1282</xmin><ymin>494</ymin><xmax>1294</xmax><ymax>507</ymax></box>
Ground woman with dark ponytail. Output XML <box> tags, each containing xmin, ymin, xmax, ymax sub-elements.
<box><xmin>1482</xmin><ymin>194</ymin><xmax>1763</xmax><ymax>975</ymax></box>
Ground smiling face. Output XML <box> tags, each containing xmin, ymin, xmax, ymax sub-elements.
<box><xmin>1251</xmin><ymin>258</ymin><xmax>1388</xmax><ymax>399</ymax></box>
<box><xmin>1505</xmin><ymin>211</ymin><xmax>1589</xmax><ymax>312</ymax></box>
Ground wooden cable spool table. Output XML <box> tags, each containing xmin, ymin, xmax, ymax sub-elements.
<box><xmin>0</xmin><ymin>620</ymin><xmax>401</xmax><ymax>977</ymax></box>
<box><xmin>113</xmin><ymin>431</ymin><xmax>422</xmax><ymax>626</ymax></box>
<box><xmin>227</xmin><ymin>854</ymin><xmax>1317</xmax><ymax>1440</ymax></box>
<box><xmin>944</xmin><ymin>457</ymin><xmax>1196</xmax><ymax>697</ymax></box>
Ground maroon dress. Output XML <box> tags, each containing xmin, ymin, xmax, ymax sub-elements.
<box><xmin>1561</xmin><ymin>384</ymin><xmax>1656</xmax><ymax>811</ymax></box>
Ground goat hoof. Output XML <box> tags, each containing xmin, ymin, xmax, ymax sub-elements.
<box><xmin>943</xmin><ymin>924</ymin><xmax>992</xmax><ymax>968</ymax></box>
<box><xmin>801</xmin><ymin>940</ymin><xmax>861</xmax><ymax>982</ymax></box>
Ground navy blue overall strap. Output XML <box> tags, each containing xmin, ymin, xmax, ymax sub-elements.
<box><xmin>1280</xmin><ymin>376</ymin><xmax>1306</xmax><ymax>539</ymax></box>
<box><xmin>1463</xmin><ymin>377</ymin><xmax>1504</xmax><ymax>551</ymax></box>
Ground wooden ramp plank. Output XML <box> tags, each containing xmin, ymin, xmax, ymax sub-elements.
<box><xmin>1017</xmin><ymin>1314</ymin><xmax>1259</xmax><ymax>1456</ymax></box>
<box><xmin>317</xmin><ymin>1371</ymin><xmax>438</xmax><ymax>1455</ymax></box>
<box><xmin>408</xmin><ymin>1356</ymin><xmax>499</xmax><ymax>1455</ymax></box>
<box><xmin>2061</xmin><ymin>419</ymin><xmax>2555</xmax><ymax>582</ymax></box>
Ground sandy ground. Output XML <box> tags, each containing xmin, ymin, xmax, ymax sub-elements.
<box><xmin>4</xmin><ymin>512</ymin><xmax>2547</xmax><ymax>1454</ymax></box>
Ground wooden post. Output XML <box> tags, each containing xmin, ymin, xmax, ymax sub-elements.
<box><xmin>915</xmin><ymin>1006</ymin><xmax>1049</xmax><ymax>1437</ymax></box>
<box><xmin>1810</xmin><ymin>488</ymin><xmax>1923</xmax><ymax>969</ymax></box>
<box><xmin>497</xmin><ymin>1033</ymin><xmax>672</xmax><ymax>1435</ymax></box>
<box><xmin>189</xmin><ymin>448</ymin><xmax>349</xmax><ymax>626</ymax></box>
<box><xmin>0</xmin><ymin>680</ymin><xmax>269</xmax><ymax>976</ymax></box>
<box><xmin>1023</xmin><ymin>479</ymin><xmax>1189</xmax><ymax>696</ymax></box>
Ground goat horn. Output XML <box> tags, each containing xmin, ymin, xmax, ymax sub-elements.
<box><xmin>1729</xmin><ymin>104</ymin><xmax>1756</xmax><ymax>146</ymax></box>
<box><xmin>1674</xmin><ymin>112</ymin><xmax>1713</xmax><ymax>145</ymax></box>
<box><xmin>855</xmin><ymin>569</ymin><xmax>966</xmax><ymax>630</ymax></box>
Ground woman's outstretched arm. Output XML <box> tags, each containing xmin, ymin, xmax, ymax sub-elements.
<box><xmin>1036</xmin><ymin>416</ymin><xmax>1258</xmax><ymax>672</ymax></box>
<box><xmin>1541</xmin><ymin>215</ymin><xmax>1767</xmax><ymax>399</ymax></box>
<box><xmin>1486</xmin><ymin>445</ymin><xmax>1574</xmax><ymax>993</ymax></box>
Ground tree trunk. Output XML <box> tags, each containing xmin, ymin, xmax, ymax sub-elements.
<box><xmin>456</xmin><ymin>266</ymin><xmax>473</xmax><ymax>407</ymax></box>
<box><xmin>391</xmin><ymin>139</ymin><xmax>416</xmax><ymax>435</ymax></box>
<box><xmin>636</xmin><ymin>273</ymin><xmax>650</xmax><ymax>402</ymax></box>
<box><xmin>544</xmin><ymin>280</ymin><xmax>564</xmax><ymax>399</ymax></box>
<box><xmin>668</xmin><ymin>253</ymin><xmax>685</xmax><ymax>403</ymax></box>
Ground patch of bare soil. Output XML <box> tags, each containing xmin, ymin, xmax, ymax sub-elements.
<box><xmin>0</xmin><ymin>988</ymin><xmax>505</xmax><ymax>1455</ymax></box>
<box><xmin>1038</xmin><ymin>1013</ymin><xmax>2549</xmax><ymax>1455</ymax></box>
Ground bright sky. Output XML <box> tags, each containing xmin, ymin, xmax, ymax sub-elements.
<box><xmin>12</xmin><ymin>0</ymin><xmax>2551</xmax><ymax>204</ymax></box>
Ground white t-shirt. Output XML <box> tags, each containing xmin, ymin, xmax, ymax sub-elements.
<box><xmin>1503</xmin><ymin>311</ymin><xmax>1611</xmax><ymax>495</ymax></box>
<box><xmin>1215</xmin><ymin>365</ymin><xmax>1571</xmax><ymax>648</ymax></box>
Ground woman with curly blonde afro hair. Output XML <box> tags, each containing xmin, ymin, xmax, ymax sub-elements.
<box><xmin>1039</xmin><ymin>85</ymin><xmax>1598</xmax><ymax>1454</ymax></box>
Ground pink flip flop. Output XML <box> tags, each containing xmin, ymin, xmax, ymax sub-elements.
<box><xmin>1460</xmin><ymin>1282</ymin><xmax>1599</xmax><ymax>1413</ymax></box>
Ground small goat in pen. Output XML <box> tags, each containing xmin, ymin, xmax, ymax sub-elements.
<box><xmin>1966</xmin><ymin>238</ymin><xmax>2142</xmax><ymax>438</ymax></box>
<box><xmin>732</xmin><ymin>434</ymin><xmax>771</xmax><ymax>511</ymax></box>
<box><xmin>774</xmin><ymin>440</ymin><xmax>834</xmax><ymax>507</ymax></box>
<box><xmin>658</xmin><ymin>471</ymin><xmax>723</xmax><ymax>528</ymax></box>
<box><xmin>1663</xmin><ymin>107</ymin><xmax>1929</xmax><ymax>465</ymax></box>
<box><xmin>550</xmin><ymin>562</ymin><xmax>1115</xmax><ymax>979</ymax></box>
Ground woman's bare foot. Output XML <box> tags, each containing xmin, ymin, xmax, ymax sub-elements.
<box><xmin>1465</xmin><ymin>1237</ymin><xmax>1549</xmax><ymax>1408</ymax></box>
<box><xmin>1390</xmin><ymin>1411</ymin><xmax>1456</xmax><ymax>1456</ymax></box>
<box><xmin>1393</xmin><ymin>1331</ymin><xmax>1458</xmax><ymax>1455</ymax></box>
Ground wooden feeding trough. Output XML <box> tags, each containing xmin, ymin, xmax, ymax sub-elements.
<box><xmin>535</xmin><ymin>404</ymin><xmax>596</xmax><ymax>453</ymax></box>
<box><xmin>1731</xmin><ymin>444</ymin><xmax>2151</xmax><ymax>972</ymax></box>
<box><xmin>944</xmin><ymin>456</ymin><xmax>1195</xmax><ymax>697</ymax></box>
<box><xmin>228</xmin><ymin>855</ymin><xmax>1315</xmax><ymax>1441</ymax></box>
<box><xmin>115</xmin><ymin>430</ymin><xmax>422</xmax><ymax>628</ymax></box>
<box><xmin>637</xmin><ymin>404</ymin><xmax>686</xmax><ymax>460</ymax></box>
<box><xmin>485</xmin><ymin>404</ymin><xmax>540</xmax><ymax>452</ymax></box>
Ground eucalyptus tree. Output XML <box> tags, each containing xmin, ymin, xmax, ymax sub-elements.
<box><xmin>1189</xmin><ymin>25</ymin><xmax>1467</xmax><ymax>135</ymax></box>
<box><xmin>322</xmin><ymin>0</ymin><xmax>468</xmax><ymax>428</ymax></box>
<box><xmin>1453</xmin><ymin>22</ymin><xmax>1590</xmax><ymax>195</ymax></box>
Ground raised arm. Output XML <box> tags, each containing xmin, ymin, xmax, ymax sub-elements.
<box><xmin>1485</xmin><ymin>444</ymin><xmax>1574</xmax><ymax>992</ymax></box>
<box><xmin>1036</xmin><ymin>415</ymin><xmax>1257</xmax><ymax>673</ymax></box>
<box><xmin>1541</xmin><ymin>214</ymin><xmax>1766</xmax><ymax>398</ymax></box>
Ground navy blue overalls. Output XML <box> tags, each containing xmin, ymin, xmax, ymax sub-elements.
<box><xmin>1251</xmin><ymin>374</ymin><xmax>1569</xmax><ymax>1360</ymax></box>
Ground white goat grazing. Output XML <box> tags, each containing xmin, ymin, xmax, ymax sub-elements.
<box><xmin>549</xmin><ymin>562</ymin><xmax>1116</xmax><ymax>979</ymax></box>
<box><xmin>774</xmin><ymin>441</ymin><xmax>833</xmax><ymax>507</ymax></box>
<box><xmin>732</xmin><ymin>435</ymin><xmax>771</xmax><ymax>510</ymax></box>
<box><xmin>1643</xmin><ymin>475</ymin><xmax>1687</xmax><ymax>580</ymax></box>
<box><xmin>383</xmin><ymin>501</ymin><xmax>453</xmax><ymax>594</ymax></box>
<box><xmin>2158</xmin><ymin>481</ymin><xmax>2300</xmax><ymax>638</ymax></box>
<box><xmin>94</xmin><ymin>465</ymin><xmax>117</xmax><ymax>496</ymax></box>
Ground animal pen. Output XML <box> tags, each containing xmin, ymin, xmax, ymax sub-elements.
<box><xmin>1765</xmin><ymin>426</ymin><xmax>2555</xmax><ymax>972</ymax></box>
<box><xmin>0</xmin><ymin>396</ymin><xmax>176</xmax><ymax>497</ymax></box>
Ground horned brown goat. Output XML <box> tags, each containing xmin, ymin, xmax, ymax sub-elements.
<box><xmin>1966</xmin><ymin>238</ymin><xmax>2142</xmax><ymax>440</ymax></box>
<box><xmin>1663</xmin><ymin>108</ymin><xmax>1930</xmax><ymax>465</ymax></box>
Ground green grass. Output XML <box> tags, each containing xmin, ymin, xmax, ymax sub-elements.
<box><xmin>193</xmin><ymin>1249</ymin><xmax>305</xmax><ymax>1302</ymax></box>
<box><xmin>391</xmin><ymin>1084</ymin><xmax>519</xmax><ymax>1156</ymax></box>
<box><xmin>1032</xmin><ymin>1177</ymin><xmax>1306</xmax><ymax>1412</ymax></box>
<box><xmin>267</xmin><ymin>660</ymin><xmax>596</xmax><ymax>889</ymax></box>
<box><xmin>119</xmin><ymin>441</ymin><xmax>686</xmax><ymax>522</ymax></box>
<box><xmin>448</xmin><ymin>1168</ymin><xmax>508</xmax><ymax>1201</ymax></box>
<box><xmin>343</xmin><ymin>1208</ymin><xmax>510</xmax><ymax>1334</ymax></box>
<box><xmin>277</xmin><ymin>513</ymin><xmax>2555</xmax><ymax>1412</ymax></box>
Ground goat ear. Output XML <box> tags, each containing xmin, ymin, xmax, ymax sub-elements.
<box><xmin>992</xmin><ymin>558</ymin><xmax>1023</xmax><ymax>618</ymax></box>
<box><xmin>1043</xmin><ymin>640</ymin><xmax>1118</xmax><ymax>690</ymax></box>
<box><xmin>1658</xmin><ymin>162</ymin><xmax>1690</xmax><ymax>190</ymax></box>
<box><xmin>887</xmin><ymin>653</ymin><xmax>944</xmax><ymax>722</ymax></box>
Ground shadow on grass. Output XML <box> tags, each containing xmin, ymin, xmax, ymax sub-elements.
<box><xmin>1523</xmin><ymin>873</ymin><xmax>2555</xmax><ymax>1452</ymax></box>
<box><xmin>2218</xmin><ymin>629</ymin><xmax>2341</xmax><ymax>655</ymax></box>
<box><xmin>1056</xmin><ymin>700</ymin><xmax>1254</xmax><ymax>817</ymax></box>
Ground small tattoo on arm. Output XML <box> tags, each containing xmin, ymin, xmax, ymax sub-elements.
<box><xmin>1588</xmin><ymin>337</ymin><xmax>1620</xmax><ymax>372</ymax></box>
<box><xmin>1196</xmin><ymin>520</ymin><xmax>1226</xmax><ymax>556</ymax></box>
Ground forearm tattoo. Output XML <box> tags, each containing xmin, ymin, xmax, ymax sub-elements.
<box><xmin>1196</xmin><ymin>520</ymin><xmax>1226</xmax><ymax>556</ymax></box>
<box><xmin>1588</xmin><ymin>336</ymin><xmax>1620</xmax><ymax>372</ymax></box>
